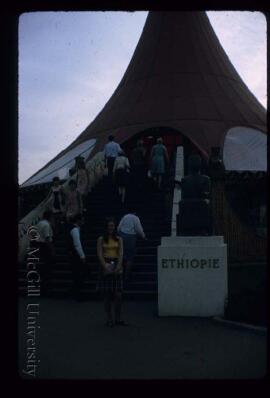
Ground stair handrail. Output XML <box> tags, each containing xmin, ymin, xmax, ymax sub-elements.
<box><xmin>171</xmin><ymin>146</ymin><xmax>184</xmax><ymax>236</ymax></box>
<box><xmin>18</xmin><ymin>151</ymin><xmax>105</xmax><ymax>262</ymax></box>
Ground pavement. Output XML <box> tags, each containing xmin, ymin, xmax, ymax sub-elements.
<box><xmin>18</xmin><ymin>297</ymin><xmax>267</xmax><ymax>380</ymax></box>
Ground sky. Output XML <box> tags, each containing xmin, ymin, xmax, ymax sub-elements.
<box><xmin>18</xmin><ymin>11</ymin><xmax>267</xmax><ymax>185</ymax></box>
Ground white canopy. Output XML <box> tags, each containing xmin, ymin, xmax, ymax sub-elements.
<box><xmin>21</xmin><ymin>138</ymin><xmax>96</xmax><ymax>187</ymax></box>
<box><xmin>223</xmin><ymin>127</ymin><xmax>267</xmax><ymax>171</ymax></box>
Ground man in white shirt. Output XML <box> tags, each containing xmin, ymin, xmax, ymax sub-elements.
<box><xmin>117</xmin><ymin>208</ymin><xmax>146</xmax><ymax>281</ymax></box>
<box><xmin>103</xmin><ymin>135</ymin><xmax>121</xmax><ymax>181</ymax></box>
<box><xmin>67</xmin><ymin>213</ymin><xmax>87</xmax><ymax>300</ymax></box>
<box><xmin>36</xmin><ymin>210</ymin><xmax>55</xmax><ymax>296</ymax></box>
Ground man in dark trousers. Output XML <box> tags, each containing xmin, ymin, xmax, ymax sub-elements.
<box><xmin>103</xmin><ymin>135</ymin><xmax>121</xmax><ymax>181</ymax></box>
<box><xmin>117</xmin><ymin>207</ymin><xmax>147</xmax><ymax>282</ymax></box>
<box><xmin>66</xmin><ymin>213</ymin><xmax>87</xmax><ymax>300</ymax></box>
<box><xmin>130</xmin><ymin>139</ymin><xmax>147</xmax><ymax>189</ymax></box>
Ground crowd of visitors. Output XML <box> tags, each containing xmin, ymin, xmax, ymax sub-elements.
<box><xmin>103</xmin><ymin>135</ymin><xmax>170</xmax><ymax>204</ymax></box>
<box><xmin>32</xmin><ymin>135</ymin><xmax>170</xmax><ymax>326</ymax></box>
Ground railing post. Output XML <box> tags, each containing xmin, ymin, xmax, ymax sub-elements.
<box><xmin>171</xmin><ymin>146</ymin><xmax>184</xmax><ymax>236</ymax></box>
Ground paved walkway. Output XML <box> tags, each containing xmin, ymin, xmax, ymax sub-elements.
<box><xmin>18</xmin><ymin>297</ymin><xmax>267</xmax><ymax>379</ymax></box>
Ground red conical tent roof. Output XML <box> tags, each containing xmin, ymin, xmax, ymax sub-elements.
<box><xmin>27</xmin><ymin>11</ymin><xmax>266</xmax><ymax>182</ymax></box>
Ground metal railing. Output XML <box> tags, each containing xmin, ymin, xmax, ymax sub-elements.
<box><xmin>171</xmin><ymin>146</ymin><xmax>184</xmax><ymax>236</ymax></box>
<box><xmin>18</xmin><ymin>151</ymin><xmax>105</xmax><ymax>262</ymax></box>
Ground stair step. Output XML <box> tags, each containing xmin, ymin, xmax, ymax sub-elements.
<box><xmin>18</xmin><ymin>286</ymin><xmax>157</xmax><ymax>300</ymax></box>
<box><xmin>19</xmin><ymin>269</ymin><xmax>157</xmax><ymax>279</ymax></box>
<box><xmin>81</xmin><ymin>230</ymin><xmax>170</xmax><ymax>234</ymax></box>
<box><xmin>53</xmin><ymin>246</ymin><xmax>158</xmax><ymax>255</ymax></box>
<box><xmin>20</xmin><ymin>261</ymin><xmax>158</xmax><ymax>269</ymax></box>
<box><xmin>19</xmin><ymin>262</ymin><xmax>158</xmax><ymax>272</ymax></box>
<box><xmin>82</xmin><ymin>215</ymin><xmax>167</xmax><ymax>221</ymax></box>
<box><xmin>79</xmin><ymin>226</ymin><xmax>170</xmax><ymax>231</ymax></box>
<box><xmin>19</xmin><ymin>277</ymin><xmax>157</xmax><ymax>287</ymax></box>
<box><xmin>54</xmin><ymin>253</ymin><xmax>157</xmax><ymax>260</ymax></box>
<box><xmin>54</xmin><ymin>239</ymin><xmax>164</xmax><ymax>246</ymax></box>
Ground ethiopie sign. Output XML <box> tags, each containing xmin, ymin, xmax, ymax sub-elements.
<box><xmin>161</xmin><ymin>257</ymin><xmax>220</xmax><ymax>269</ymax></box>
<box><xmin>158</xmin><ymin>236</ymin><xmax>228</xmax><ymax>316</ymax></box>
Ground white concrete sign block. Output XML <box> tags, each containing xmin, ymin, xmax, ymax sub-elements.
<box><xmin>158</xmin><ymin>236</ymin><xmax>228</xmax><ymax>317</ymax></box>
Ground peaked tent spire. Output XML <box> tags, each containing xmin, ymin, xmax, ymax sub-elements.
<box><xmin>25</xmin><ymin>11</ymin><xmax>266</xmax><ymax>183</ymax></box>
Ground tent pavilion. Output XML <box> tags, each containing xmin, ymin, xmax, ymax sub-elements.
<box><xmin>21</xmin><ymin>11</ymin><xmax>266</xmax><ymax>188</ymax></box>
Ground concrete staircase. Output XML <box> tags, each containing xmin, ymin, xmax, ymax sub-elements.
<box><xmin>19</xmin><ymin>176</ymin><xmax>172</xmax><ymax>299</ymax></box>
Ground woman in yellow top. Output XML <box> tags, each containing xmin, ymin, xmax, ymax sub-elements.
<box><xmin>97</xmin><ymin>218</ymin><xmax>125</xmax><ymax>327</ymax></box>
